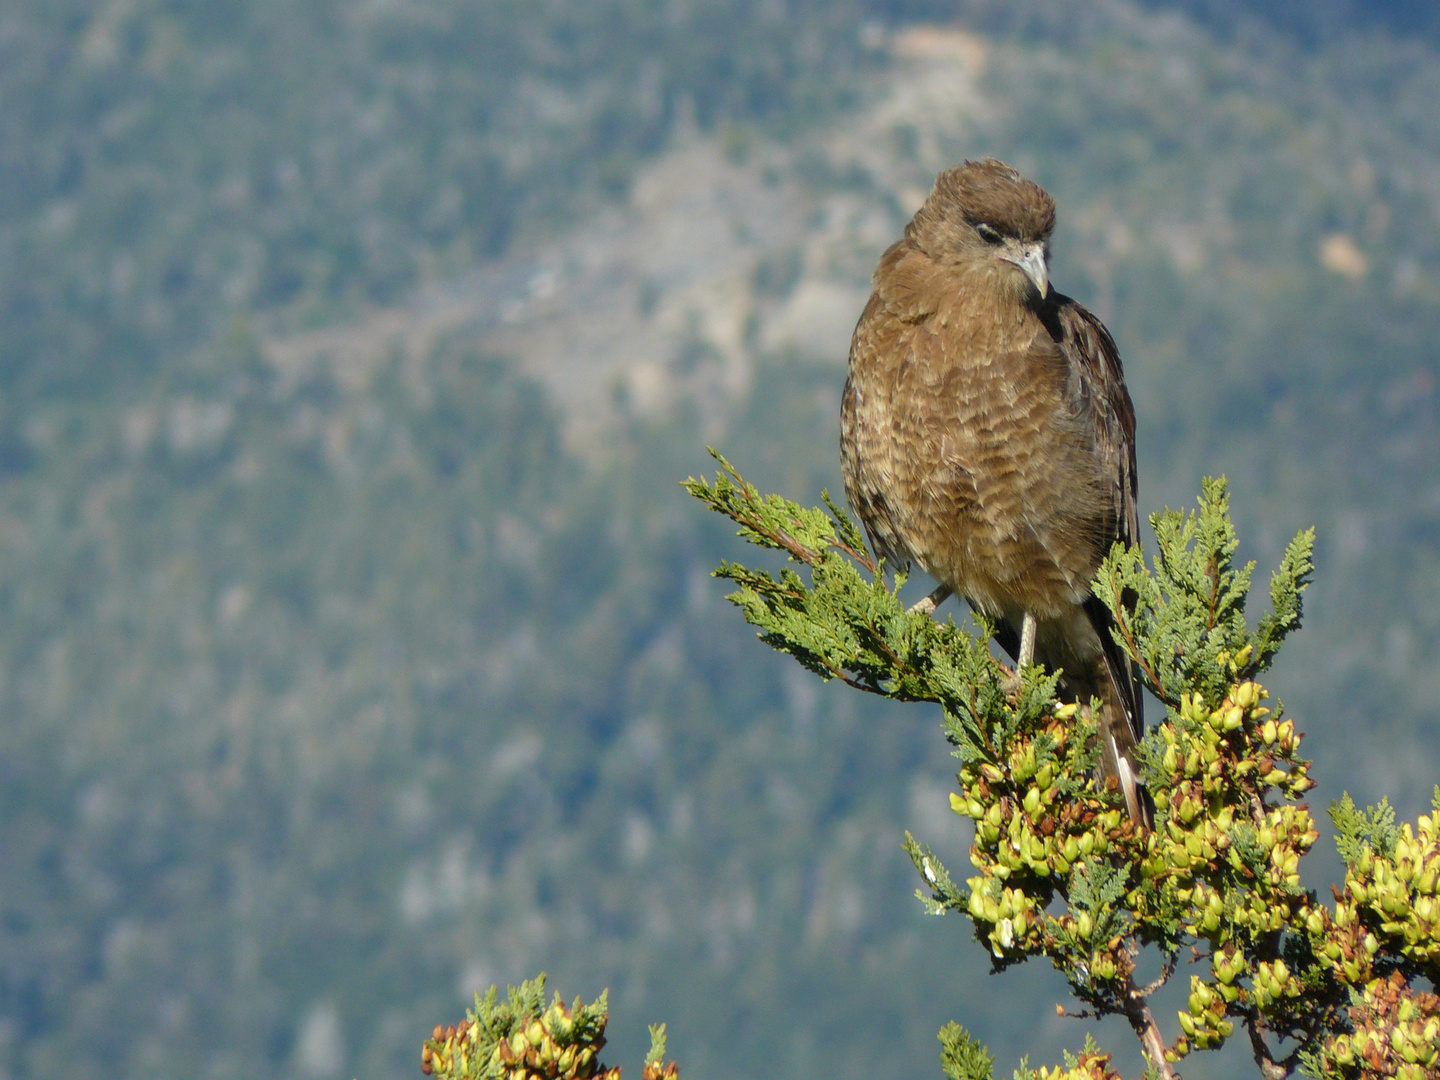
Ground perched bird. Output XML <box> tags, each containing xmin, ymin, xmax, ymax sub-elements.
<box><xmin>840</xmin><ymin>159</ymin><xmax>1146</xmax><ymax>822</ymax></box>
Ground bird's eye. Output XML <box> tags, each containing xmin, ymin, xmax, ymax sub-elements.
<box><xmin>975</xmin><ymin>223</ymin><xmax>1003</xmax><ymax>244</ymax></box>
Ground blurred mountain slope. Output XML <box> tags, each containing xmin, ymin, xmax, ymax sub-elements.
<box><xmin>268</xmin><ymin>10</ymin><xmax>1440</xmax><ymax>803</ymax></box>
<box><xmin>1</xmin><ymin>3</ymin><xmax>1439</xmax><ymax>1080</ymax></box>
<box><xmin>0</xmin><ymin>0</ymin><xmax>904</xmax><ymax>398</ymax></box>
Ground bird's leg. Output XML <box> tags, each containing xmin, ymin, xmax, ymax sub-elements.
<box><xmin>1017</xmin><ymin>611</ymin><xmax>1037</xmax><ymax>671</ymax></box>
<box><xmin>1004</xmin><ymin>611</ymin><xmax>1038</xmax><ymax>694</ymax></box>
<box><xmin>908</xmin><ymin>584</ymin><xmax>951</xmax><ymax>617</ymax></box>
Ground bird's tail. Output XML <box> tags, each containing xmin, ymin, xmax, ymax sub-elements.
<box><xmin>1078</xmin><ymin>597</ymin><xmax>1150</xmax><ymax>827</ymax></box>
<box><xmin>995</xmin><ymin>601</ymin><xmax>1150</xmax><ymax>825</ymax></box>
<box><xmin>1092</xmin><ymin>698</ymin><xmax>1148</xmax><ymax>826</ymax></box>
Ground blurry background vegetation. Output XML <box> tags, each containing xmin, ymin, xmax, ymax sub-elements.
<box><xmin>1</xmin><ymin>1</ymin><xmax>1439</xmax><ymax>1078</ymax></box>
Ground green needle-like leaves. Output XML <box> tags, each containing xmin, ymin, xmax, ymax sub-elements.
<box><xmin>419</xmin><ymin>457</ymin><xmax>1440</xmax><ymax>1080</ymax></box>
<box><xmin>681</xmin><ymin>454</ymin><xmax>1439</xmax><ymax>1080</ymax></box>
<box><xmin>1093</xmin><ymin>477</ymin><xmax>1315</xmax><ymax>708</ymax></box>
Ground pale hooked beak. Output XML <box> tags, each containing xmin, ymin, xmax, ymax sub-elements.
<box><xmin>1000</xmin><ymin>240</ymin><xmax>1049</xmax><ymax>298</ymax></box>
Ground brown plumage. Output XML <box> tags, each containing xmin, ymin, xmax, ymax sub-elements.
<box><xmin>840</xmin><ymin>159</ymin><xmax>1147</xmax><ymax>822</ymax></box>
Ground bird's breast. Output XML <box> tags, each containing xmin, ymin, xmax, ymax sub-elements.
<box><xmin>842</xmin><ymin>284</ymin><xmax>1110</xmax><ymax>618</ymax></box>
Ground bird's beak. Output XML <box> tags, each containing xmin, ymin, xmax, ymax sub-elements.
<box><xmin>1000</xmin><ymin>241</ymin><xmax>1049</xmax><ymax>298</ymax></box>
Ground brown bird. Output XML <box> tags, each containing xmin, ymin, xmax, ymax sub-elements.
<box><xmin>840</xmin><ymin>159</ymin><xmax>1146</xmax><ymax>822</ymax></box>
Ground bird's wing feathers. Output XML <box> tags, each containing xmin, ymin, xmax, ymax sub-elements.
<box><xmin>1047</xmin><ymin>295</ymin><xmax>1145</xmax><ymax>747</ymax></box>
<box><xmin>1049</xmin><ymin>296</ymin><xmax>1140</xmax><ymax>550</ymax></box>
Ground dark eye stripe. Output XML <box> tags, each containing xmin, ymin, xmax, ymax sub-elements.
<box><xmin>975</xmin><ymin>223</ymin><xmax>1002</xmax><ymax>244</ymax></box>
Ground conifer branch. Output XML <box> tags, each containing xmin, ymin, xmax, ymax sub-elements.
<box><xmin>419</xmin><ymin>462</ymin><xmax>1439</xmax><ymax>1080</ymax></box>
<box><xmin>676</xmin><ymin>457</ymin><xmax>1436</xmax><ymax>1079</ymax></box>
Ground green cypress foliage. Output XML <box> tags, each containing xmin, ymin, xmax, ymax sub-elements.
<box><xmin>422</xmin><ymin>453</ymin><xmax>1440</xmax><ymax>1080</ymax></box>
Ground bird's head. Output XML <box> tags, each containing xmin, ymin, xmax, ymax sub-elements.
<box><xmin>906</xmin><ymin>159</ymin><xmax>1056</xmax><ymax>301</ymax></box>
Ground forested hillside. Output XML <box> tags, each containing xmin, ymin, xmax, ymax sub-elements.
<box><xmin>0</xmin><ymin>2</ymin><xmax>1438</xmax><ymax>1079</ymax></box>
